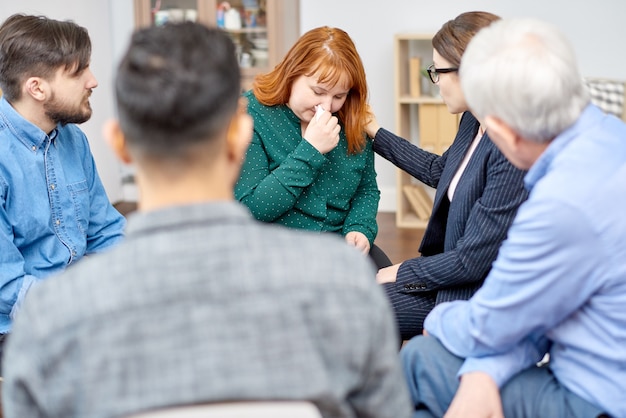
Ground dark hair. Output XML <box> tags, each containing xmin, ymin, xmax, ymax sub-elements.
<box><xmin>432</xmin><ymin>11</ymin><xmax>500</xmax><ymax>67</ymax></box>
<box><xmin>115</xmin><ymin>22</ymin><xmax>240</xmax><ymax>158</ymax></box>
<box><xmin>0</xmin><ymin>14</ymin><xmax>91</xmax><ymax>101</ymax></box>
<box><xmin>253</xmin><ymin>26</ymin><xmax>369</xmax><ymax>154</ymax></box>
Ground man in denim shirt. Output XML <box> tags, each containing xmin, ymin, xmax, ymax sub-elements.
<box><xmin>0</xmin><ymin>14</ymin><xmax>126</xmax><ymax>371</ymax></box>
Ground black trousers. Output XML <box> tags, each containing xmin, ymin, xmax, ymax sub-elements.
<box><xmin>369</xmin><ymin>243</ymin><xmax>392</xmax><ymax>269</ymax></box>
<box><xmin>0</xmin><ymin>332</ymin><xmax>6</xmax><ymax>376</ymax></box>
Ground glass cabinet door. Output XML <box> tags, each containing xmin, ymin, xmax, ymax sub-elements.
<box><xmin>134</xmin><ymin>0</ymin><xmax>298</xmax><ymax>90</ymax></box>
<box><xmin>216</xmin><ymin>0</ymin><xmax>268</xmax><ymax>71</ymax></box>
<box><xmin>134</xmin><ymin>0</ymin><xmax>199</xmax><ymax>27</ymax></box>
<box><xmin>152</xmin><ymin>0</ymin><xmax>199</xmax><ymax>25</ymax></box>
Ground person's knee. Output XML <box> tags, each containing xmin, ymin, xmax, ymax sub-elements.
<box><xmin>401</xmin><ymin>335</ymin><xmax>464</xmax><ymax>383</ymax></box>
<box><xmin>399</xmin><ymin>336</ymin><xmax>421</xmax><ymax>374</ymax></box>
<box><xmin>399</xmin><ymin>336</ymin><xmax>429</xmax><ymax>402</ymax></box>
<box><xmin>401</xmin><ymin>335</ymin><xmax>445</xmax><ymax>361</ymax></box>
<box><xmin>400</xmin><ymin>335</ymin><xmax>463</xmax><ymax>414</ymax></box>
<box><xmin>401</xmin><ymin>335</ymin><xmax>444</xmax><ymax>379</ymax></box>
<box><xmin>400</xmin><ymin>335</ymin><xmax>428</xmax><ymax>363</ymax></box>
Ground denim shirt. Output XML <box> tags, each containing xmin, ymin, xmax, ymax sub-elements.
<box><xmin>0</xmin><ymin>97</ymin><xmax>126</xmax><ymax>333</ymax></box>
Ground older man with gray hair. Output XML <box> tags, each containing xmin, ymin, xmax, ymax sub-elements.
<box><xmin>400</xmin><ymin>17</ymin><xmax>626</xmax><ymax>418</ymax></box>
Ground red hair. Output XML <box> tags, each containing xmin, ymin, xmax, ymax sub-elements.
<box><xmin>253</xmin><ymin>26</ymin><xmax>370</xmax><ymax>154</ymax></box>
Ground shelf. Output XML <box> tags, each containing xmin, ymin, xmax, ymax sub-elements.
<box><xmin>395</xmin><ymin>212</ymin><xmax>429</xmax><ymax>229</ymax></box>
<box><xmin>394</xmin><ymin>33</ymin><xmax>460</xmax><ymax>229</ymax></box>
<box><xmin>398</xmin><ymin>95</ymin><xmax>445</xmax><ymax>104</ymax></box>
<box><xmin>223</xmin><ymin>27</ymin><xmax>268</xmax><ymax>34</ymax></box>
<box><xmin>133</xmin><ymin>0</ymin><xmax>299</xmax><ymax>90</ymax></box>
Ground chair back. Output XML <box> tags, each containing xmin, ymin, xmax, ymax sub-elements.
<box><xmin>125</xmin><ymin>401</ymin><xmax>322</xmax><ymax>418</ymax></box>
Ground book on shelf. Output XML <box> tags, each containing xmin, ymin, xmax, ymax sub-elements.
<box><xmin>409</xmin><ymin>56</ymin><xmax>421</xmax><ymax>97</ymax></box>
<box><xmin>403</xmin><ymin>184</ymin><xmax>433</xmax><ymax>220</ymax></box>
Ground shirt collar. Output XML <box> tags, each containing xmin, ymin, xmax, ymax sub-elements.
<box><xmin>524</xmin><ymin>104</ymin><xmax>602</xmax><ymax>191</ymax></box>
<box><xmin>0</xmin><ymin>96</ymin><xmax>58</xmax><ymax>150</ymax></box>
<box><xmin>125</xmin><ymin>201</ymin><xmax>252</xmax><ymax>238</ymax></box>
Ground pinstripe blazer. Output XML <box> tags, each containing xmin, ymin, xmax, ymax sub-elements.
<box><xmin>374</xmin><ymin>112</ymin><xmax>528</xmax><ymax>303</ymax></box>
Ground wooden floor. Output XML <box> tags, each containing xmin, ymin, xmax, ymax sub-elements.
<box><xmin>114</xmin><ymin>202</ymin><xmax>422</xmax><ymax>265</ymax></box>
<box><xmin>375</xmin><ymin>212</ymin><xmax>423</xmax><ymax>264</ymax></box>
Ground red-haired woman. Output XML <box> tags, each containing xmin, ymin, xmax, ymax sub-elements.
<box><xmin>235</xmin><ymin>26</ymin><xmax>384</xmax><ymax>264</ymax></box>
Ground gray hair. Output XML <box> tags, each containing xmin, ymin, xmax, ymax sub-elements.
<box><xmin>460</xmin><ymin>18</ymin><xmax>589</xmax><ymax>143</ymax></box>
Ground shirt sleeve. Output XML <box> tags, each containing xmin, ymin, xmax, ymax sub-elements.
<box><xmin>0</xmin><ymin>180</ymin><xmax>35</xmax><ymax>323</ymax></box>
<box><xmin>0</xmin><ymin>229</ymin><xmax>37</xmax><ymax>323</ymax></box>
<box><xmin>342</xmin><ymin>139</ymin><xmax>380</xmax><ymax>245</ymax></box>
<box><xmin>235</xmin><ymin>126</ymin><xmax>328</xmax><ymax>223</ymax></box>
<box><xmin>396</xmin><ymin>148</ymin><xmax>527</xmax><ymax>293</ymax></box>
<box><xmin>458</xmin><ymin>334</ymin><xmax>550</xmax><ymax>387</ymax></box>
<box><xmin>424</xmin><ymin>198</ymin><xmax>605</xmax><ymax>379</ymax></box>
<box><xmin>373</xmin><ymin>127</ymin><xmax>445</xmax><ymax>188</ymax></box>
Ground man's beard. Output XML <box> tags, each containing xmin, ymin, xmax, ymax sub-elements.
<box><xmin>44</xmin><ymin>92</ymin><xmax>93</xmax><ymax>126</ymax></box>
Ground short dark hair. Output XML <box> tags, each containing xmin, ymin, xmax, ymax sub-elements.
<box><xmin>115</xmin><ymin>22</ymin><xmax>240</xmax><ymax>158</ymax></box>
<box><xmin>0</xmin><ymin>14</ymin><xmax>91</xmax><ymax>101</ymax></box>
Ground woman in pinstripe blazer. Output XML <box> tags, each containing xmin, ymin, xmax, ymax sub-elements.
<box><xmin>367</xmin><ymin>12</ymin><xmax>528</xmax><ymax>340</ymax></box>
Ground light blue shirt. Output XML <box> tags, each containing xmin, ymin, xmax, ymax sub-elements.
<box><xmin>0</xmin><ymin>97</ymin><xmax>126</xmax><ymax>333</ymax></box>
<box><xmin>424</xmin><ymin>105</ymin><xmax>626</xmax><ymax>418</ymax></box>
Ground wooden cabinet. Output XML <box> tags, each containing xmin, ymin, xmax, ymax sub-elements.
<box><xmin>133</xmin><ymin>0</ymin><xmax>299</xmax><ymax>90</ymax></box>
<box><xmin>394</xmin><ymin>33</ymin><xmax>460</xmax><ymax>228</ymax></box>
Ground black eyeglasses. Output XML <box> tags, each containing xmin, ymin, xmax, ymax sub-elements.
<box><xmin>427</xmin><ymin>64</ymin><xmax>459</xmax><ymax>84</ymax></box>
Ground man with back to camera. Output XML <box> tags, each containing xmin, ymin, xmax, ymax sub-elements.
<box><xmin>0</xmin><ymin>14</ymin><xmax>126</xmax><ymax>373</ymax></box>
<box><xmin>400</xmin><ymin>17</ymin><xmax>626</xmax><ymax>418</ymax></box>
<box><xmin>2</xmin><ymin>21</ymin><xmax>413</xmax><ymax>418</ymax></box>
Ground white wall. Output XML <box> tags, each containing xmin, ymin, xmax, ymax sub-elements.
<box><xmin>3</xmin><ymin>1</ymin><xmax>625</xmax><ymax>208</ymax></box>
<box><xmin>300</xmin><ymin>0</ymin><xmax>626</xmax><ymax>211</ymax></box>
<box><xmin>0</xmin><ymin>1</ymin><xmax>134</xmax><ymax>204</ymax></box>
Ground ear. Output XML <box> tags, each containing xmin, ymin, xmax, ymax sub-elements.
<box><xmin>102</xmin><ymin>119</ymin><xmax>133</xmax><ymax>164</ymax></box>
<box><xmin>24</xmin><ymin>77</ymin><xmax>47</xmax><ymax>102</ymax></box>
<box><xmin>484</xmin><ymin>115</ymin><xmax>521</xmax><ymax>150</ymax></box>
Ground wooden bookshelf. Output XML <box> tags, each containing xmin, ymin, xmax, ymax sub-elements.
<box><xmin>394</xmin><ymin>33</ymin><xmax>460</xmax><ymax>228</ymax></box>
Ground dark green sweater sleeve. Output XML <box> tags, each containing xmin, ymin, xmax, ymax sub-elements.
<box><xmin>342</xmin><ymin>138</ymin><xmax>380</xmax><ymax>245</ymax></box>
<box><xmin>235</xmin><ymin>127</ymin><xmax>328</xmax><ymax>222</ymax></box>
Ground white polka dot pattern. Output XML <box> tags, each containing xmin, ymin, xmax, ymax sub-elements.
<box><xmin>234</xmin><ymin>91</ymin><xmax>380</xmax><ymax>244</ymax></box>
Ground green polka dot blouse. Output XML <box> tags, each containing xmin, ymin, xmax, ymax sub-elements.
<box><xmin>234</xmin><ymin>90</ymin><xmax>380</xmax><ymax>245</ymax></box>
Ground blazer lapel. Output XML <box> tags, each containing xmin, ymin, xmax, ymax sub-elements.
<box><xmin>432</xmin><ymin>114</ymin><xmax>480</xmax><ymax>210</ymax></box>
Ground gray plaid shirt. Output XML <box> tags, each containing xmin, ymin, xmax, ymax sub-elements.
<box><xmin>3</xmin><ymin>202</ymin><xmax>412</xmax><ymax>418</ymax></box>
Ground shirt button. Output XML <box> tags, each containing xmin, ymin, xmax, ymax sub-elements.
<box><xmin>32</xmin><ymin>146</ymin><xmax>37</xmax><ymax>151</ymax></box>
<box><xmin>50</xmin><ymin>184</ymin><xmax>56</xmax><ymax>190</ymax></box>
<box><xmin>55</xmin><ymin>219</ymin><xmax>60</xmax><ymax>225</ymax></box>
